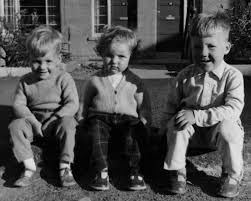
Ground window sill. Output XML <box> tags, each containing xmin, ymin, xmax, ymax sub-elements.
<box><xmin>87</xmin><ymin>36</ymin><xmax>99</xmax><ymax>41</ymax></box>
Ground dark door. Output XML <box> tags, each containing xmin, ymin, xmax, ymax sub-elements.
<box><xmin>111</xmin><ymin>0</ymin><xmax>137</xmax><ymax>29</ymax></box>
<box><xmin>157</xmin><ymin>0</ymin><xmax>183</xmax><ymax>52</ymax></box>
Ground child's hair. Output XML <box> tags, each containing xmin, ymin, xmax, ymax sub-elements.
<box><xmin>96</xmin><ymin>25</ymin><xmax>137</xmax><ymax>56</ymax></box>
<box><xmin>26</xmin><ymin>25</ymin><xmax>63</xmax><ymax>58</ymax></box>
<box><xmin>190</xmin><ymin>11</ymin><xmax>231</xmax><ymax>41</ymax></box>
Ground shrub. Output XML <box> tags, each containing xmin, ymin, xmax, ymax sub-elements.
<box><xmin>0</xmin><ymin>17</ymin><xmax>29</xmax><ymax>67</ymax></box>
<box><xmin>225</xmin><ymin>3</ymin><xmax>251</xmax><ymax>63</ymax></box>
<box><xmin>0</xmin><ymin>17</ymin><xmax>71</xmax><ymax>67</ymax></box>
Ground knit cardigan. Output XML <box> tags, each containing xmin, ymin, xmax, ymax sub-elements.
<box><xmin>81</xmin><ymin>69</ymin><xmax>152</xmax><ymax>124</ymax></box>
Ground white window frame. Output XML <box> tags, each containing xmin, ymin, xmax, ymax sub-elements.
<box><xmin>0</xmin><ymin>0</ymin><xmax>4</xmax><ymax>18</ymax></box>
<box><xmin>91</xmin><ymin>0</ymin><xmax>111</xmax><ymax>38</ymax></box>
<box><xmin>1</xmin><ymin>0</ymin><xmax>60</xmax><ymax>30</ymax></box>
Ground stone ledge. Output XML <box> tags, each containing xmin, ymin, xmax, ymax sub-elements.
<box><xmin>0</xmin><ymin>67</ymin><xmax>31</xmax><ymax>77</ymax></box>
<box><xmin>0</xmin><ymin>64</ymin><xmax>250</xmax><ymax>78</ymax></box>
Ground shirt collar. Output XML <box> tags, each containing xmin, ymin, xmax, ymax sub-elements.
<box><xmin>194</xmin><ymin>61</ymin><xmax>225</xmax><ymax>80</ymax></box>
<box><xmin>210</xmin><ymin>61</ymin><xmax>225</xmax><ymax>80</ymax></box>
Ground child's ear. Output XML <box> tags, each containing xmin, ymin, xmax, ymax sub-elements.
<box><xmin>224</xmin><ymin>41</ymin><xmax>232</xmax><ymax>55</ymax></box>
<box><xmin>58</xmin><ymin>53</ymin><xmax>62</xmax><ymax>63</ymax></box>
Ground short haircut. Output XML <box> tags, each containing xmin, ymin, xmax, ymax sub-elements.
<box><xmin>96</xmin><ymin>25</ymin><xmax>137</xmax><ymax>56</ymax></box>
<box><xmin>26</xmin><ymin>25</ymin><xmax>63</xmax><ymax>58</ymax></box>
<box><xmin>190</xmin><ymin>11</ymin><xmax>231</xmax><ymax>41</ymax></box>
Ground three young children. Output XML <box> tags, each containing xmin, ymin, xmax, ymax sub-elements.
<box><xmin>7</xmin><ymin>11</ymin><xmax>244</xmax><ymax>198</ymax></box>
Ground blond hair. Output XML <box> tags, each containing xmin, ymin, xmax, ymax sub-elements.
<box><xmin>190</xmin><ymin>11</ymin><xmax>231</xmax><ymax>41</ymax></box>
<box><xmin>26</xmin><ymin>25</ymin><xmax>63</xmax><ymax>58</ymax></box>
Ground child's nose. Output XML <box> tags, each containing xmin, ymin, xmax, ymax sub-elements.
<box><xmin>111</xmin><ymin>56</ymin><xmax>119</xmax><ymax>64</ymax></box>
<box><xmin>201</xmin><ymin>46</ymin><xmax>208</xmax><ymax>56</ymax></box>
<box><xmin>39</xmin><ymin>62</ymin><xmax>47</xmax><ymax>69</ymax></box>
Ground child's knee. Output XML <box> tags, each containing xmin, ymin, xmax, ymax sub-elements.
<box><xmin>218</xmin><ymin>120</ymin><xmax>243</xmax><ymax>143</ymax></box>
<box><xmin>58</xmin><ymin>116</ymin><xmax>77</xmax><ymax>130</ymax></box>
<box><xmin>9</xmin><ymin>118</ymin><xmax>27</xmax><ymax>134</ymax></box>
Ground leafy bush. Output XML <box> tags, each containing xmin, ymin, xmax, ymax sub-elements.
<box><xmin>0</xmin><ymin>17</ymin><xmax>29</xmax><ymax>67</ymax></box>
<box><xmin>225</xmin><ymin>3</ymin><xmax>251</xmax><ymax>63</ymax></box>
<box><xmin>0</xmin><ymin>17</ymin><xmax>71</xmax><ymax>67</ymax></box>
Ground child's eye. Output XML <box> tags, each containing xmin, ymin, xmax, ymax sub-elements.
<box><xmin>46</xmin><ymin>60</ymin><xmax>52</xmax><ymax>63</ymax></box>
<box><xmin>32</xmin><ymin>60</ymin><xmax>40</xmax><ymax>64</ymax></box>
<box><xmin>118</xmin><ymin>55</ymin><xmax>126</xmax><ymax>58</ymax></box>
<box><xmin>194</xmin><ymin>44</ymin><xmax>202</xmax><ymax>49</ymax></box>
<box><xmin>208</xmin><ymin>45</ymin><xmax>216</xmax><ymax>49</ymax></box>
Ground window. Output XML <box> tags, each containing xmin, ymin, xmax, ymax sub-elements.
<box><xmin>92</xmin><ymin>0</ymin><xmax>137</xmax><ymax>37</ymax></box>
<box><xmin>1</xmin><ymin>0</ymin><xmax>20</xmax><ymax>30</ymax></box>
<box><xmin>19</xmin><ymin>0</ymin><xmax>60</xmax><ymax>31</ymax></box>
<box><xmin>0</xmin><ymin>0</ymin><xmax>60</xmax><ymax>32</ymax></box>
<box><xmin>92</xmin><ymin>0</ymin><xmax>111</xmax><ymax>37</ymax></box>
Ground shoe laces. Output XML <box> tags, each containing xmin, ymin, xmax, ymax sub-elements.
<box><xmin>60</xmin><ymin>167</ymin><xmax>73</xmax><ymax>177</ymax></box>
<box><xmin>130</xmin><ymin>175</ymin><xmax>143</xmax><ymax>181</ymax></box>
<box><xmin>101</xmin><ymin>171</ymin><xmax>108</xmax><ymax>179</ymax></box>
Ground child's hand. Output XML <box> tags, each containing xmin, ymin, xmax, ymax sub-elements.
<box><xmin>140</xmin><ymin>117</ymin><xmax>147</xmax><ymax>125</ymax></box>
<box><xmin>26</xmin><ymin>117</ymin><xmax>43</xmax><ymax>137</ymax></box>
<box><xmin>42</xmin><ymin>115</ymin><xmax>58</xmax><ymax>134</ymax></box>
<box><xmin>175</xmin><ymin>109</ymin><xmax>195</xmax><ymax>130</ymax></box>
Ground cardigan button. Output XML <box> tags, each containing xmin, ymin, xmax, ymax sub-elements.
<box><xmin>114</xmin><ymin>91</ymin><xmax>117</xmax><ymax>94</ymax></box>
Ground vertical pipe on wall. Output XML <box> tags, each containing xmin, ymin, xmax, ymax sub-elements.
<box><xmin>0</xmin><ymin>0</ymin><xmax>4</xmax><ymax>17</ymax></box>
<box><xmin>183</xmin><ymin>0</ymin><xmax>187</xmax><ymax>32</ymax></box>
<box><xmin>45</xmin><ymin>0</ymin><xmax>49</xmax><ymax>25</ymax></box>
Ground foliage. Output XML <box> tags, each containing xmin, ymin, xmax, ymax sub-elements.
<box><xmin>225</xmin><ymin>3</ymin><xmax>251</xmax><ymax>63</ymax></box>
<box><xmin>0</xmin><ymin>17</ymin><xmax>29</xmax><ymax>67</ymax></box>
<box><xmin>0</xmin><ymin>16</ymin><xmax>72</xmax><ymax>67</ymax></box>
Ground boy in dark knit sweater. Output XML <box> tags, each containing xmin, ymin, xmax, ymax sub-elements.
<box><xmin>81</xmin><ymin>26</ymin><xmax>151</xmax><ymax>191</ymax></box>
<box><xmin>9</xmin><ymin>26</ymin><xmax>79</xmax><ymax>187</ymax></box>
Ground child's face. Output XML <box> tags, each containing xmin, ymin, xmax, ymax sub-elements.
<box><xmin>30</xmin><ymin>48</ymin><xmax>61</xmax><ymax>80</ymax></box>
<box><xmin>103</xmin><ymin>41</ymin><xmax>131</xmax><ymax>74</ymax></box>
<box><xmin>191</xmin><ymin>29</ymin><xmax>231</xmax><ymax>72</ymax></box>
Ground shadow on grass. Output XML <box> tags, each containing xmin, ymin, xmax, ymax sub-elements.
<box><xmin>0</xmin><ymin>105</ymin><xmax>22</xmax><ymax>187</ymax></box>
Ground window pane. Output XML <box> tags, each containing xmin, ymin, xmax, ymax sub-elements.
<box><xmin>94</xmin><ymin>0</ymin><xmax>108</xmax><ymax>34</ymax></box>
<box><xmin>19</xmin><ymin>0</ymin><xmax>60</xmax><ymax>31</ymax></box>
<box><xmin>4</xmin><ymin>0</ymin><xmax>17</xmax><ymax>30</ymax></box>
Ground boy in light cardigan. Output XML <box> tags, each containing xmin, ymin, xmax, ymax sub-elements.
<box><xmin>81</xmin><ymin>26</ymin><xmax>151</xmax><ymax>191</ymax></box>
<box><xmin>161</xmin><ymin>12</ymin><xmax>244</xmax><ymax>198</ymax></box>
<box><xmin>8</xmin><ymin>26</ymin><xmax>79</xmax><ymax>187</ymax></box>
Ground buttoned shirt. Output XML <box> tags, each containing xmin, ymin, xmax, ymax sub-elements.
<box><xmin>161</xmin><ymin>61</ymin><xmax>244</xmax><ymax>127</ymax></box>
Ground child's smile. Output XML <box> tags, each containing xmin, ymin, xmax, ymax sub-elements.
<box><xmin>191</xmin><ymin>29</ymin><xmax>231</xmax><ymax>72</ymax></box>
<box><xmin>31</xmin><ymin>49</ymin><xmax>61</xmax><ymax>80</ymax></box>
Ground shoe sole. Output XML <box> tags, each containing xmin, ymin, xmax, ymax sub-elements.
<box><xmin>90</xmin><ymin>185</ymin><xmax>110</xmax><ymax>191</ymax></box>
<box><xmin>167</xmin><ymin>188</ymin><xmax>187</xmax><ymax>195</ymax></box>
<box><xmin>218</xmin><ymin>191</ymin><xmax>239</xmax><ymax>198</ymax></box>
<box><xmin>129</xmin><ymin>186</ymin><xmax>147</xmax><ymax>191</ymax></box>
<box><xmin>62</xmin><ymin>181</ymin><xmax>77</xmax><ymax>187</ymax></box>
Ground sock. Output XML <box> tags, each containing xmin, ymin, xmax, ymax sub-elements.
<box><xmin>59</xmin><ymin>162</ymin><xmax>71</xmax><ymax>176</ymax></box>
<box><xmin>101</xmin><ymin>168</ymin><xmax>108</xmax><ymax>178</ymax></box>
<box><xmin>23</xmin><ymin>158</ymin><xmax>36</xmax><ymax>177</ymax></box>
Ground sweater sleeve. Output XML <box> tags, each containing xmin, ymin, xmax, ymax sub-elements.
<box><xmin>81</xmin><ymin>78</ymin><xmax>96</xmax><ymax>119</ymax></box>
<box><xmin>193</xmin><ymin>71</ymin><xmax>244</xmax><ymax>127</ymax></box>
<box><xmin>136</xmin><ymin>80</ymin><xmax>152</xmax><ymax>125</ymax></box>
<box><xmin>13</xmin><ymin>80</ymin><xmax>36</xmax><ymax>119</ymax></box>
<box><xmin>54</xmin><ymin>73</ymin><xmax>79</xmax><ymax>117</ymax></box>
